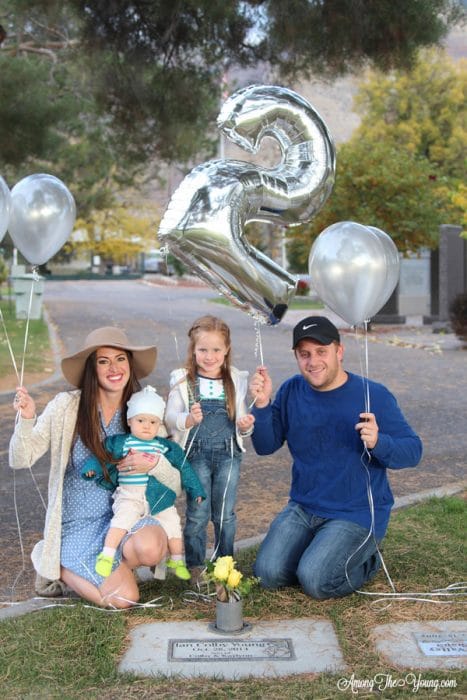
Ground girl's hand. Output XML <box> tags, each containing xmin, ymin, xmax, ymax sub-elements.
<box><xmin>237</xmin><ymin>414</ymin><xmax>255</xmax><ymax>433</ymax></box>
<box><xmin>195</xmin><ymin>496</ymin><xmax>203</xmax><ymax>504</ymax></box>
<box><xmin>84</xmin><ymin>470</ymin><xmax>96</xmax><ymax>478</ymax></box>
<box><xmin>249</xmin><ymin>366</ymin><xmax>273</xmax><ymax>408</ymax></box>
<box><xmin>185</xmin><ymin>401</ymin><xmax>203</xmax><ymax>428</ymax></box>
<box><xmin>118</xmin><ymin>448</ymin><xmax>160</xmax><ymax>475</ymax></box>
<box><xmin>355</xmin><ymin>412</ymin><xmax>379</xmax><ymax>450</ymax></box>
<box><xmin>13</xmin><ymin>386</ymin><xmax>36</xmax><ymax>419</ymax></box>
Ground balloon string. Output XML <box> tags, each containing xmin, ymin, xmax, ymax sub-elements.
<box><xmin>354</xmin><ymin>321</ymin><xmax>372</xmax><ymax>458</ymax></box>
<box><xmin>0</xmin><ymin>307</ymin><xmax>20</xmax><ymax>384</ymax></box>
<box><xmin>355</xmin><ymin>321</ymin><xmax>371</xmax><ymax>414</ymax></box>
<box><xmin>254</xmin><ymin>321</ymin><xmax>264</xmax><ymax>366</ymax></box>
<box><xmin>159</xmin><ymin>245</ymin><xmax>181</xmax><ymax>364</ymax></box>
<box><xmin>12</xmin><ymin>468</ymin><xmax>27</xmax><ymax>579</ymax></box>
<box><xmin>19</xmin><ymin>269</ymin><xmax>38</xmax><ymax>387</ymax></box>
<box><xmin>10</xmin><ymin>299</ymin><xmax>48</xmax><ymax>598</ymax></box>
<box><xmin>363</xmin><ymin>319</ymin><xmax>371</xmax><ymax>413</ymax></box>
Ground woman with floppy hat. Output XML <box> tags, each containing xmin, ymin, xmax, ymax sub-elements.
<box><xmin>9</xmin><ymin>327</ymin><xmax>181</xmax><ymax>608</ymax></box>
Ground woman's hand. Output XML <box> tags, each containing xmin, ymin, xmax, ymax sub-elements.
<box><xmin>13</xmin><ymin>386</ymin><xmax>36</xmax><ymax>419</ymax></box>
<box><xmin>185</xmin><ymin>401</ymin><xmax>203</xmax><ymax>429</ymax></box>
<box><xmin>117</xmin><ymin>448</ymin><xmax>160</xmax><ymax>475</ymax></box>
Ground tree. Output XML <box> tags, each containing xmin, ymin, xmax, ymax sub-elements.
<box><xmin>287</xmin><ymin>139</ymin><xmax>450</xmax><ymax>269</ymax></box>
<box><xmin>1</xmin><ymin>0</ymin><xmax>464</xmax><ymax>168</ymax></box>
<box><xmin>69</xmin><ymin>205</ymin><xmax>159</xmax><ymax>266</ymax></box>
<box><xmin>354</xmin><ymin>48</ymin><xmax>467</xmax><ymax>180</ymax></box>
<box><xmin>262</xmin><ymin>0</ymin><xmax>465</xmax><ymax>78</ymax></box>
<box><xmin>0</xmin><ymin>1</ymin><xmax>139</xmax><ymax>217</ymax></box>
<box><xmin>288</xmin><ymin>49</ymin><xmax>466</xmax><ymax>269</ymax></box>
<box><xmin>1</xmin><ymin>1</ymin><xmax>464</xmax><ymax>268</ymax></box>
<box><xmin>72</xmin><ymin>0</ymin><xmax>465</xmax><ymax>162</ymax></box>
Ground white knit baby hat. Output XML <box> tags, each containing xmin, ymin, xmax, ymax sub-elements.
<box><xmin>127</xmin><ymin>385</ymin><xmax>166</xmax><ymax>419</ymax></box>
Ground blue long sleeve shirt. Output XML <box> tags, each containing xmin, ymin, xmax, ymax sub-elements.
<box><xmin>252</xmin><ymin>371</ymin><xmax>422</xmax><ymax>539</ymax></box>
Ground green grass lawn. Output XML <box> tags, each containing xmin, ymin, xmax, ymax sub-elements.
<box><xmin>211</xmin><ymin>295</ymin><xmax>324</xmax><ymax>310</ymax></box>
<box><xmin>0</xmin><ymin>298</ymin><xmax>52</xmax><ymax>382</ymax></box>
<box><xmin>1</xmin><ymin>495</ymin><xmax>465</xmax><ymax>699</ymax></box>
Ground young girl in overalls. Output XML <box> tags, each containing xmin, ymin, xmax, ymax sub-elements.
<box><xmin>165</xmin><ymin>315</ymin><xmax>254</xmax><ymax>579</ymax></box>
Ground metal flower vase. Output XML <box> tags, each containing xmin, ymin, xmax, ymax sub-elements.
<box><xmin>215</xmin><ymin>597</ymin><xmax>244</xmax><ymax>633</ymax></box>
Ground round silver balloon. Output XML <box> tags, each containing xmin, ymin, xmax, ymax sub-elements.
<box><xmin>366</xmin><ymin>225</ymin><xmax>400</xmax><ymax>306</ymax></box>
<box><xmin>159</xmin><ymin>84</ymin><xmax>336</xmax><ymax>325</ymax></box>
<box><xmin>0</xmin><ymin>176</ymin><xmax>11</xmax><ymax>243</ymax></box>
<box><xmin>8</xmin><ymin>173</ymin><xmax>76</xmax><ymax>266</ymax></box>
<box><xmin>308</xmin><ymin>221</ymin><xmax>392</xmax><ymax>325</ymax></box>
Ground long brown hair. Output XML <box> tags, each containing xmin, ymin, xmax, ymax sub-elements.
<box><xmin>186</xmin><ymin>315</ymin><xmax>236</xmax><ymax>421</ymax></box>
<box><xmin>75</xmin><ymin>349</ymin><xmax>141</xmax><ymax>470</ymax></box>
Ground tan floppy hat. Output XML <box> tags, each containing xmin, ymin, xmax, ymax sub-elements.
<box><xmin>61</xmin><ymin>327</ymin><xmax>157</xmax><ymax>387</ymax></box>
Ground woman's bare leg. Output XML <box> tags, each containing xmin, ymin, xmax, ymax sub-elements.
<box><xmin>122</xmin><ymin>524</ymin><xmax>168</xmax><ymax>569</ymax></box>
<box><xmin>60</xmin><ymin>525</ymin><xmax>167</xmax><ymax>608</ymax></box>
<box><xmin>61</xmin><ymin>563</ymin><xmax>139</xmax><ymax>609</ymax></box>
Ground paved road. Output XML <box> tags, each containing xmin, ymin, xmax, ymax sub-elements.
<box><xmin>1</xmin><ymin>278</ymin><xmax>466</xmax><ymax>599</ymax></box>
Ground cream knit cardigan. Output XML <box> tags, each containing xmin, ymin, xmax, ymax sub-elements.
<box><xmin>9</xmin><ymin>390</ymin><xmax>181</xmax><ymax>581</ymax></box>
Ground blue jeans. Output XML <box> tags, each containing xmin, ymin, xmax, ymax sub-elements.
<box><xmin>184</xmin><ymin>438</ymin><xmax>241</xmax><ymax>568</ymax></box>
<box><xmin>254</xmin><ymin>501</ymin><xmax>381</xmax><ymax>599</ymax></box>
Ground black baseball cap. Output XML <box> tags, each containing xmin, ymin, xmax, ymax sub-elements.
<box><xmin>292</xmin><ymin>316</ymin><xmax>340</xmax><ymax>349</ymax></box>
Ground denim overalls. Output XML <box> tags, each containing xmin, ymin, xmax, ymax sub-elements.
<box><xmin>183</xmin><ymin>379</ymin><xmax>241</xmax><ymax>568</ymax></box>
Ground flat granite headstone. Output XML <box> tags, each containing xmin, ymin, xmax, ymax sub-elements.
<box><xmin>372</xmin><ymin>621</ymin><xmax>466</xmax><ymax>670</ymax></box>
<box><xmin>119</xmin><ymin>618</ymin><xmax>346</xmax><ymax>679</ymax></box>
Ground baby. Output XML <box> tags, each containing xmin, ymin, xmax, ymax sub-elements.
<box><xmin>82</xmin><ymin>386</ymin><xmax>205</xmax><ymax>579</ymax></box>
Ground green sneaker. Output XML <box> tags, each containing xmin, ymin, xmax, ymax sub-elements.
<box><xmin>166</xmin><ymin>558</ymin><xmax>191</xmax><ymax>580</ymax></box>
<box><xmin>95</xmin><ymin>553</ymin><xmax>114</xmax><ymax>577</ymax></box>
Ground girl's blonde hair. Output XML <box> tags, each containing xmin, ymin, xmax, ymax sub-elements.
<box><xmin>186</xmin><ymin>315</ymin><xmax>236</xmax><ymax>421</ymax></box>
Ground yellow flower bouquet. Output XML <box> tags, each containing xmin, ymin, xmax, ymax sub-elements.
<box><xmin>204</xmin><ymin>555</ymin><xmax>260</xmax><ymax>602</ymax></box>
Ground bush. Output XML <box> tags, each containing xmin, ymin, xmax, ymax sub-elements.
<box><xmin>449</xmin><ymin>292</ymin><xmax>467</xmax><ymax>343</ymax></box>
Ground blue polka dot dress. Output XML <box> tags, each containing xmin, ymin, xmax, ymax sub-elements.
<box><xmin>60</xmin><ymin>408</ymin><xmax>158</xmax><ymax>585</ymax></box>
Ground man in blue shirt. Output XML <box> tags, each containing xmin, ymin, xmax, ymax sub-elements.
<box><xmin>250</xmin><ymin>316</ymin><xmax>422</xmax><ymax>599</ymax></box>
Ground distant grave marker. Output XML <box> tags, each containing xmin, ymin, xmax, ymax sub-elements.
<box><xmin>414</xmin><ymin>632</ymin><xmax>467</xmax><ymax>657</ymax></box>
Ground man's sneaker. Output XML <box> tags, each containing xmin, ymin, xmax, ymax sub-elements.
<box><xmin>95</xmin><ymin>553</ymin><xmax>114</xmax><ymax>577</ymax></box>
<box><xmin>166</xmin><ymin>558</ymin><xmax>191</xmax><ymax>580</ymax></box>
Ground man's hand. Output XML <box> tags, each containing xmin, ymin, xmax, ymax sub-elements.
<box><xmin>249</xmin><ymin>366</ymin><xmax>273</xmax><ymax>409</ymax></box>
<box><xmin>356</xmin><ymin>412</ymin><xmax>379</xmax><ymax>449</ymax></box>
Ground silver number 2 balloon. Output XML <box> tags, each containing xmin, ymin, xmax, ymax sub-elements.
<box><xmin>158</xmin><ymin>84</ymin><xmax>336</xmax><ymax>325</ymax></box>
